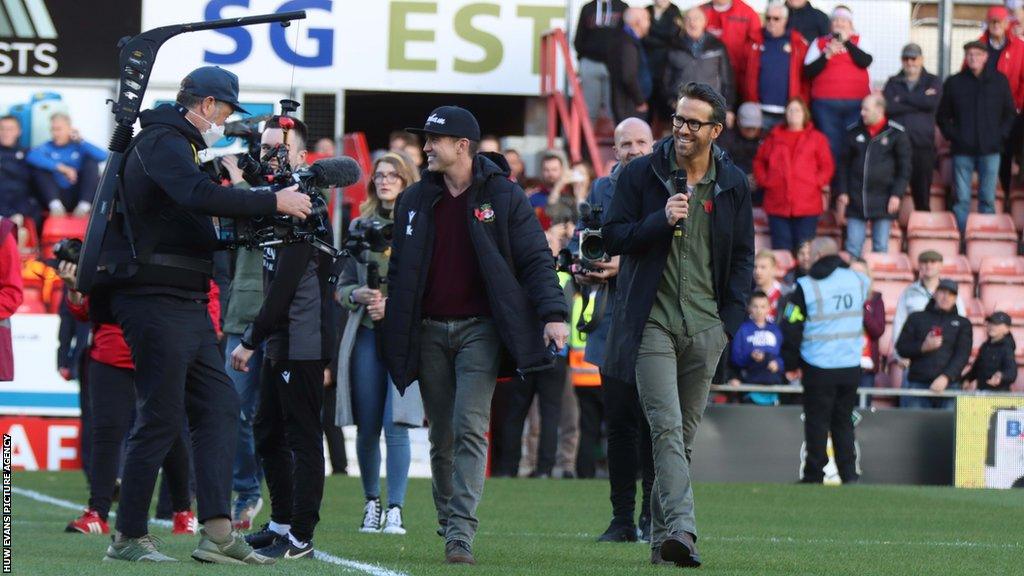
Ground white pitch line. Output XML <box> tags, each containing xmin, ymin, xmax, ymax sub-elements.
<box><xmin>13</xmin><ymin>486</ymin><xmax>410</xmax><ymax>576</ymax></box>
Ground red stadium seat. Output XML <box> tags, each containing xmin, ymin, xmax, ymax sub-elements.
<box><xmin>978</xmin><ymin>256</ymin><xmax>1024</xmax><ymax>313</ymax></box>
<box><xmin>873</xmin><ymin>279</ymin><xmax>909</xmax><ymax>321</ymax></box>
<box><xmin>16</xmin><ymin>288</ymin><xmax>46</xmax><ymax>314</ymax></box>
<box><xmin>939</xmin><ymin>255</ymin><xmax>976</xmax><ymax>300</ymax></box>
<box><xmin>40</xmin><ymin>216</ymin><xmax>88</xmax><ymax>260</ymax></box>
<box><xmin>965</xmin><ymin>214</ymin><xmax>1018</xmax><ymax>272</ymax></box>
<box><xmin>898</xmin><ymin>195</ymin><xmax>915</xmax><ymax>230</ymax></box>
<box><xmin>770</xmin><ymin>249</ymin><xmax>795</xmax><ymax>278</ymax></box>
<box><xmin>865</xmin><ymin>252</ymin><xmax>913</xmax><ymax>281</ymax></box>
<box><xmin>929</xmin><ymin>185</ymin><xmax>948</xmax><ymax>212</ymax></box>
<box><xmin>907</xmin><ymin>211</ymin><xmax>960</xmax><ymax>269</ymax></box>
<box><xmin>755</xmin><ymin>233</ymin><xmax>772</xmax><ymax>252</ymax></box>
<box><xmin>966</xmin><ymin>298</ymin><xmax>987</xmax><ymax>325</ymax></box>
<box><xmin>862</xmin><ymin>225</ymin><xmax>904</xmax><ymax>256</ymax></box>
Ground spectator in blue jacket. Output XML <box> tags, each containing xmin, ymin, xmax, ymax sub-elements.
<box><xmin>27</xmin><ymin>113</ymin><xmax>106</xmax><ymax>217</ymax></box>
<box><xmin>0</xmin><ymin>116</ymin><xmax>36</xmax><ymax>223</ymax></box>
<box><xmin>729</xmin><ymin>291</ymin><xmax>785</xmax><ymax>405</ymax></box>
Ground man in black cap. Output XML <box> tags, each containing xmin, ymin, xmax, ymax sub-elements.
<box><xmin>895</xmin><ymin>279</ymin><xmax>973</xmax><ymax>410</ymax></box>
<box><xmin>98</xmin><ymin>66</ymin><xmax>311</xmax><ymax>564</ymax></box>
<box><xmin>382</xmin><ymin>106</ymin><xmax>569</xmax><ymax>565</ymax></box>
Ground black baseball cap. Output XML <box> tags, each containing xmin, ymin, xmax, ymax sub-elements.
<box><xmin>180</xmin><ymin>66</ymin><xmax>249</xmax><ymax>115</ymax></box>
<box><xmin>936</xmin><ymin>278</ymin><xmax>958</xmax><ymax>295</ymax></box>
<box><xmin>407</xmin><ymin>106</ymin><xmax>481</xmax><ymax>141</ymax></box>
<box><xmin>964</xmin><ymin>40</ymin><xmax>987</xmax><ymax>53</ymax></box>
<box><xmin>987</xmin><ymin>311</ymin><xmax>1012</xmax><ymax>326</ymax></box>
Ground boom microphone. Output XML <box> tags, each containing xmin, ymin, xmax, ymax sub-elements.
<box><xmin>297</xmin><ymin>156</ymin><xmax>362</xmax><ymax>188</ymax></box>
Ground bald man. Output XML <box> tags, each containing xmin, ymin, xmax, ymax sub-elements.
<box><xmin>608</xmin><ymin>7</ymin><xmax>653</xmax><ymax>122</ymax></box>
<box><xmin>576</xmin><ymin>117</ymin><xmax>657</xmax><ymax>543</ymax></box>
<box><xmin>781</xmin><ymin>237</ymin><xmax>869</xmax><ymax>484</ymax></box>
<box><xmin>834</xmin><ymin>92</ymin><xmax>911</xmax><ymax>260</ymax></box>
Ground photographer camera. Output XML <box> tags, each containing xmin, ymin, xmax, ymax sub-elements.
<box><xmin>229</xmin><ymin>116</ymin><xmax>337</xmax><ymax>560</ymax></box>
<box><xmin>101</xmin><ymin>66</ymin><xmax>309</xmax><ymax>565</ymax></box>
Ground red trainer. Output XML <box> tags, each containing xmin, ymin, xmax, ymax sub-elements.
<box><xmin>171</xmin><ymin>510</ymin><xmax>198</xmax><ymax>535</ymax></box>
<box><xmin>65</xmin><ymin>509</ymin><xmax>109</xmax><ymax>535</ymax></box>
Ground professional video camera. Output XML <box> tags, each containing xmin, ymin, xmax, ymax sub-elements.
<box><xmin>343</xmin><ymin>218</ymin><xmax>393</xmax><ymax>260</ymax></box>
<box><xmin>218</xmin><ymin>99</ymin><xmax>360</xmax><ymax>258</ymax></box>
<box><xmin>557</xmin><ymin>202</ymin><xmax>608</xmax><ymax>275</ymax></box>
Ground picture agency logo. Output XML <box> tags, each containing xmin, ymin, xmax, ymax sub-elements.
<box><xmin>2</xmin><ymin>434</ymin><xmax>10</xmax><ymax>573</ymax></box>
<box><xmin>0</xmin><ymin>0</ymin><xmax>57</xmax><ymax>75</ymax></box>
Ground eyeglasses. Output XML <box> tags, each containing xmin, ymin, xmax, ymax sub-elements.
<box><xmin>765</xmin><ymin>15</ymin><xmax>783</xmax><ymax>21</ymax></box>
<box><xmin>373</xmin><ymin>172</ymin><xmax>402</xmax><ymax>183</ymax></box>
<box><xmin>671</xmin><ymin>114</ymin><xmax>719</xmax><ymax>132</ymax></box>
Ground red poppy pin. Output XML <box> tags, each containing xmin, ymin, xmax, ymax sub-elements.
<box><xmin>703</xmin><ymin>200</ymin><xmax>714</xmax><ymax>214</ymax></box>
<box><xmin>474</xmin><ymin>203</ymin><xmax>495</xmax><ymax>223</ymax></box>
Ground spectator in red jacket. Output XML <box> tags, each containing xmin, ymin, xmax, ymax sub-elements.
<box><xmin>804</xmin><ymin>5</ymin><xmax>873</xmax><ymax>173</ymax></box>
<box><xmin>0</xmin><ymin>217</ymin><xmax>22</xmax><ymax>382</ymax></box>
<box><xmin>977</xmin><ymin>6</ymin><xmax>1024</xmax><ymax>196</ymax></box>
<box><xmin>745</xmin><ymin>1</ymin><xmax>810</xmax><ymax>129</ymax></box>
<box><xmin>753</xmin><ymin>97</ymin><xmax>834</xmax><ymax>253</ymax></box>
<box><xmin>703</xmin><ymin>0</ymin><xmax>762</xmax><ymax>104</ymax></box>
<box><xmin>849</xmin><ymin>260</ymin><xmax>885</xmax><ymax>388</ymax></box>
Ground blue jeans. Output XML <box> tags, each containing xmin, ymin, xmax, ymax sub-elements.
<box><xmin>812</xmin><ymin>98</ymin><xmax>863</xmax><ymax>180</ymax></box>
<box><xmin>953</xmin><ymin>154</ymin><xmax>999</xmax><ymax>234</ymax></box>
<box><xmin>901</xmin><ymin>378</ymin><xmax>955</xmax><ymax>410</ymax></box>
<box><xmin>768</xmin><ymin>215</ymin><xmax>819</xmax><ymax>253</ymax></box>
<box><xmin>225</xmin><ymin>333</ymin><xmax>263</xmax><ymax>504</ymax></box>
<box><xmin>351</xmin><ymin>326</ymin><xmax>410</xmax><ymax>507</ymax></box>
<box><xmin>844</xmin><ymin>217</ymin><xmax>892</xmax><ymax>260</ymax></box>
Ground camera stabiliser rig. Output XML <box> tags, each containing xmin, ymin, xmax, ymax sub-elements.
<box><xmin>75</xmin><ymin>10</ymin><xmax>308</xmax><ymax>294</ymax></box>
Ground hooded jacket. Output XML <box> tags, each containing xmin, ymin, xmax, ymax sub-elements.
<box><xmin>602</xmin><ymin>137</ymin><xmax>755</xmax><ymax>384</ymax></box>
<box><xmin>780</xmin><ymin>254</ymin><xmax>853</xmax><ymax>369</ymax></box>
<box><xmin>965</xmin><ymin>333</ymin><xmax>1018</xmax><ymax>392</ymax></box>
<box><xmin>381</xmin><ymin>152</ymin><xmax>569</xmax><ymax>392</ymax></box>
<box><xmin>109</xmin><ymin>103</ymin><xmax>278</xmax><ymax>298</ymax></box>
<box><xmin>754</xmin><ymin>123</ymin><xmax>833</xmax><ymax>218</ymax></box>
<box><xmin>836</xmin><ymin>118</ymin><xmax>912</xmax><ymax>220</ymax></box>
<box><xmin>895</xmin><ymin>299</ymin><xmax>973</xmax><ymax>385</ymax></box>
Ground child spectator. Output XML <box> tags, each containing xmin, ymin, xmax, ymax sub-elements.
<box><xmin>753</xmin><ymin>250</ymin><xmax>784</xmax><ymax>321</ymax></box>
<box><xmin>729</xmin><ymin>291</ymin><xmax>785</xmax><ymax>405</ymax></box>
<box><xmin>963</xmin><ymin>312</ymin><xmax>1019</xmax><ymax>392</ymax></box>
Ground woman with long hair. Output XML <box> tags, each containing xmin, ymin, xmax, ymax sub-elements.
<box><xmin>336</xmin><ymin>153</ymin><xmax>419</xmax><ymax>534</ymax></box>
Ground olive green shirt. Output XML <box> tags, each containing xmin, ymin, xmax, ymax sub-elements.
<box><xmin>649</xmin><ymin>155</ymin><xmax>722</xmax><ymax>337</ymax></box>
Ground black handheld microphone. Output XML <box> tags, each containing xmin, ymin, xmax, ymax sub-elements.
<box><xmin>672</xmin><ymin>169</ymin><xmax>688</xmax><ymax>236</ymax></box>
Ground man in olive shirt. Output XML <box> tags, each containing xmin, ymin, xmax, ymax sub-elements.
<box><xmin>603</xmin><ymin>82</ymin><xmax>754</xmax><ymax>568</ymax></box>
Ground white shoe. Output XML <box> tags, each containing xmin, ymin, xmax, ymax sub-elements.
<box><xmin>359</xmin><ymin>499</ymin><xmax>382</xmax><ymax>533</ymax></box>
<box><xmin>381</xmin><ymin>506</ymin><xmax>406</xmax><ymax>535</ymax></box>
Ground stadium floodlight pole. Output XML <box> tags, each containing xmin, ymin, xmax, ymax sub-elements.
<box><xmin>76</xmin><ymin>10</ymin><xmax>307</xmax><ymax>293</ymax></box>
<box><xmin>938</xmin><ymin>0</ymin><xmax>952</xmax><ymax>79</ymax></box>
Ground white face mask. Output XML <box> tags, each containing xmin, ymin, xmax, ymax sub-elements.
<box><xmin>189</xmin><ymin>109</ymin><xmax>225</xmax><ymax>148</ymax></box>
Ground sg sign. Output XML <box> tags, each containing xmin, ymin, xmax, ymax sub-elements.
<box><xmin>204</xmin><ymin>0</ymin><xmax>334</xmax><ymax>67</ymax></box>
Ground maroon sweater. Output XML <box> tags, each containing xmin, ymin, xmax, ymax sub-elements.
<box><xmin>421</xmin><ymin>187</ymin><xmax>492</xmax><ymax>318</ymax></box>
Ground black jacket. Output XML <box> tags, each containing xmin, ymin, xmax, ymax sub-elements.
<box><xmin>965</xmin><ymin>334</ymin><xmax>1018</xmax><ymax>392</ymax></box>
<box><xmin>937</xmin><ymin>68</ymin><xmax>1016</xmax><ymax>156</ymax></box>
<box><xmin>643</xmin><ymin>3</ymin><xmax>683</xmax><ymax>83</ymax></box>
<box><xmin>883</xmin><ymin>70</ymin><xmax>942</xmax><ymax>149</ymax></box>
<box><xmin>574</xmin><ymin>0</ymin><xmax>629</xmax><ymax>63</ymax></box>
<box><xmin>0</xmin><ymin>145</ymin><xmax>34</xmax><ymax>218</ymax></box>
<box><xmin>836</xmin><ymin>119</ymin><xmax>912</xmax><ymax>220</ymax></box>
<box><xmin>785</xmin><ymin>1</ymin><xmax>830</xmax><ymax>44</ymax></box>
<box><xmin>895</xmin><ymin>300</ymin><xmax>973</xmax><ymax>385</ymax></box>
<box><xmin>608</xmin><ymin>27</ymin><xmax>650</xmax><ymax>121</ymax></box>
<box><xmin>382</xmin><ymin>153</ymin><xmax>569</xmax><ymax>392</ymax></box>
<box><xmin>663</xmin><ymin>33</ymin><xmax>735</xmax><ymax>108</ymax></box>
<box><xmin>602</xmin><ymin>137</ymin><xmax>755</xmax><ymax>384</ymax></box>
<box><xmin>111</xmin><ymin>103</ymin><xmax>277</xmax><ymax>297</ymax></box>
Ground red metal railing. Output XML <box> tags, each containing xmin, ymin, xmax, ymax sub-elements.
<box><xmin>540</xmin><ymin>28</ymin><xmax>607</xmax><ymax>178</ymax></box>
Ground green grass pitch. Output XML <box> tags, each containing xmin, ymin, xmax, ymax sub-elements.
<box><xmin>8</xmin><ymin>471</ymin><xmax>1023</xmax><ymax>575</ymax></box>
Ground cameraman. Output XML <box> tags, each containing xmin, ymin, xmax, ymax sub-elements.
<box><xmin>580</xmin><ymin>118</ymin><xmax>655</xmax><ymax>542</ymax></box>
<box><xmin>230</xmin><ymin>116</ymin><xmax>335</xmax><ymax>560</ymax></box>
<box><xmin>102</xmin><ymin>66</ymin><xmax>309</xmax><ymax>564</ymax></box>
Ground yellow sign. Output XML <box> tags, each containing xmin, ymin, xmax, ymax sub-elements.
<box><xmin>954</xmin><ymin>396</ymin><xmax>1024</xmax><ymax>488</ymax></box>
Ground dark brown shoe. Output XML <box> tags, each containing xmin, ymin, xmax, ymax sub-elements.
<box><xmin>650</xmin><ymin>547</ymin><xmax>673</xmax><ymax>566</ymax></box>
<box><xmin>660</xmin><ymin>532</ymin><xmax>701</xmax><ymax>568</ymax></box>
<box><xmin>445</xmin><ymin>540</ymin><xmax>476</xmax><ymax>565</ymax></box>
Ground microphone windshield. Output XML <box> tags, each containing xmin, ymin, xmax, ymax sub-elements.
<box><xmin>304</xmin><ymin>156</ymin><xmax>362</xmax><ymax>188</ymax></box>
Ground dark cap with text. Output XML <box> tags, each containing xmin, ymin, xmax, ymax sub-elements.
<box><xmin>407</xmin><ymin>106</ymin><xmax>481</xmax><ymax>141</ymax></box>
<box><xmin>180</xmin><ymin>66</ymin><xmax>249</xmax><ymax>115</ymax></box>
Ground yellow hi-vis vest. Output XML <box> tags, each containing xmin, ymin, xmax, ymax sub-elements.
<box><xmin>569</xmin><ymin>286</ymin><xmax>601</xmax><ymax>387</ymax></box>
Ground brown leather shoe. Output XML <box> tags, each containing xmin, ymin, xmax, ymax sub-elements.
<box><xmin>650</xmin><ymin>547</ymin><xmax>673</xmax><ymax>566</ymax></box>
<box><xmin>445</xmin><ymin>540</ymin><xmax>476</xmax><ymax>565</ymax></box>
<box><xmin>660</xmin><ymin>532</ymin><xmax>701</xmax><ymax>568</ymax></box>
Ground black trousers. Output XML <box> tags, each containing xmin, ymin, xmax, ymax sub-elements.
<box><xmin>79</xmin><ymin>353</ymin><xmax>92</xmax><ymax>487</ymax></box>
<box><xmin>88</xmin><ymin>360</ymin><xmax>191</xmax><ymax>520</ymax></box>
<box><xmin>33</xmin><ymin>158</ymin><xmax>99</xmax><ymax>213</ymax></box>
<box><xmin>254</xmin><ymin>358</ymin><xmax>326</xmax><ymax>543</ymax></box>
<box><xmin>497</xmin><ymin>357</ymin><xmax>566</xmax><ymax>476</ymax></box>
<box><xmin>574</xmin><ymin>386</ymin><xmax>604</xmax><ymax>479</ymax></box>
<box><xmin>322</xmin><ymin>384</ymin><xmax>348</xmax><ymax>474</ymax></box>
<box><xmin>801</xmin><ymin>364</ymin><xmax>860</xmax><ymax>483</ymax></box>
<box><xmin>910</xmin><ymin>145</ymin><xmax>938</xmax><ymax>211</ymax></box>
<box><xmin>602</xmin><ymin>373</ymin><xmax>653</xmax><ymax>524</ymax></box>
<box><xmin>110</xmin><ymin>293</ymin><xmax>238</xmax><ymax>538</ymax></box>
<box><xmin>1001</xmin><ymin>113</ymin><xmax>1024</xmax><ymax>197</ymax></box>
